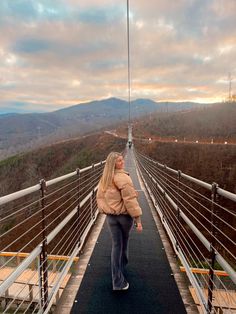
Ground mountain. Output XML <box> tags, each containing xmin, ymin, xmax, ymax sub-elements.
<box><xmin>0</xmin><ymin>97</ymin><xmax>212</xmax><ymax>160</ymax></box>
<box><xmin>0</xmin><ymin>113</ymin><xmax>20</xmax><ymax>119</ymax></box>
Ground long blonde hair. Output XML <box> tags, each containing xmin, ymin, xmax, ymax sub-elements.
<box><xmin>99</xmin><ymin>152</ymin><xmax>122</xmax><ymax>192</ymax></box>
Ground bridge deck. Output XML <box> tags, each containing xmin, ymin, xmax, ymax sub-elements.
<box><xmin>69</xmin><ymin>148</ymin><xmax>189</xmax><ymax>314</ymax></box>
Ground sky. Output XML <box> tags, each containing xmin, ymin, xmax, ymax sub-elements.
<box><xmin>0</xmin><ymin>0</ymin><xmax>236</xmax><ymax>114</ymax></box>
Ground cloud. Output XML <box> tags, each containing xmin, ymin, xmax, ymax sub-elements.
<box><xmin>0</xmin><ymin>0</ymin><xmax>70</xmax><ymax>22</ymax></box>
<box><xmin>1</xmin><ymin>0</ymin><xmax>38</xmax><ymax>20</ymax></box>
<box><xmin>12</xmin><ymin>38</ymin><xmax>52</xmax><ymax>54</ymax></box>
<box><xmin>0</xmin><ymin>0</ymin><xmax>236</xmax><ymax>113</ymax></box>
<box><xmin>76</xmin><ymin>5</ymin><xmax>124</xmax><ymax>24</ymax></box>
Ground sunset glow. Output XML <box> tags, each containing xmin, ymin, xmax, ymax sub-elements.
<box><xmin>0</xmin><ymin>0</ymin><xmax>236</xmax><ymax>113</ymax></box>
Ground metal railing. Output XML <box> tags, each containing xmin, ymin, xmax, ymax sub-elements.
<box><xmin>1</xmin><ymin>146</ymin><xmax>235</xmax><ymax>313</ymax></box>
<box><xmin>0</xmin><ymin>161</ymin><xmax>105</xmax><ymax>313</ymax></box>
<box><xmin>135</xmin><ymin>149</ymin><xmax>236</xmax><ymax>314</ymax></box>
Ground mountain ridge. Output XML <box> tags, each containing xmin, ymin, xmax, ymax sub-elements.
<box><xmin>0</xmin><ymin>97</ymin><xmax>212</xmax><ymax>115</ymax></box>
<box><xmin>0</xmin><ymin>97</ymin><xmax>215</xmax><ymax>160</ymax></box>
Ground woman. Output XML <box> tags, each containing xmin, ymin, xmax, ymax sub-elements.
<box><xmin>96</xmin><ymin>152</ymin><xmax>143</xmax><ymax>291</ymax></box>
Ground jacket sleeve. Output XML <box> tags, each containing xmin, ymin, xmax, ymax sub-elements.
<box><xmin>114</xmin><ymin>173</ymin><xmax>142</xmax><ymax>218</ymax></box>
<box><xmin>96</xmin><ymin>183</ymin><xmax>110</xmax><ymax>214</ymax></box>
<box><xmin>96</xmin><ymin>184</ymin><xmax>104</xmax><ymax>213</ymax></box>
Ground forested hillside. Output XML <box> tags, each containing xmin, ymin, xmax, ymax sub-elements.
<box><xmin>132</xmin><ymin>102</ymin><xmax>236</xmax><ymax>141</ymax></box>
<box><xmin>135</xmin><ymin>141</ymin><xmax>236</xmax><ymax>194</ymax></box>
<box><xmin>129</xmin><ymin>102</ymin><xmax>236</xmax><ymax>193</ymax></box>
<box><xmin>0</xmin><ymin>133</ymin><xmax>126</xmax><ymax>196</ymax></box>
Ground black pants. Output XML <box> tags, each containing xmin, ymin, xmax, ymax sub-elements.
<box><xmin>107</xmin><ymin>214</ymin><xmax>133</xmax><ymax>289</ymax></box>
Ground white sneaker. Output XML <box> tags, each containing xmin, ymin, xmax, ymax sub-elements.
<box><xmin>113</xmin><ymin>282</ymin><xmax>129</xmax><ymax>291</ymax></box>
<box><xmin>121</xmin><ymin>282</ymin><xmax>129</xmax><ymax>290</ymax></box>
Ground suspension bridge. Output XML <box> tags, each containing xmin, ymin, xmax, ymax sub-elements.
<box><xmin>0</xmin><ymin>142</ymin><xmax>235</xmax><ymax>313</ymax></box>
<box><xmin>1</xmin><ymin>0</ymin><xmax>236</xmax><ymax>312</ymax></box>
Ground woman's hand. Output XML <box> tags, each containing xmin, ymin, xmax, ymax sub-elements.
<box><xmin>136</xmin><ymin>222</ymin><xmax>143</xmax><ymax>232</ymax></box>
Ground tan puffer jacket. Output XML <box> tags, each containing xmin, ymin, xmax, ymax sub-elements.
<box><xmin>96</xmin><ymin>169</ymin><xmax>142</xmax><ymax>219</ymax></box>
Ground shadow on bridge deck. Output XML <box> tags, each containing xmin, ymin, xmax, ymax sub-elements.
<box><xmin>57</xmin><ymin>149</ymin><xmax>195</xmax><ymax>314</ymax></box>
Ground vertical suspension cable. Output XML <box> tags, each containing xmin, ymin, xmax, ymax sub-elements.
<box><xmin>127</xmin><ymin>0</ymin><xmax>131</xmax><ymax>126</ymax></box>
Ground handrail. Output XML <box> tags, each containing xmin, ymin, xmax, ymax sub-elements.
<box><xmin>0</xmin><ymin>246</ymin><xmax>42</xmax><ymax>296</ymax></box>
<box><xmin>217</xmin><ymin>187</ymin><xmax>236</xmax><ymax>202</ymax></box>
<box><xmin>1</xmin><ymin>148</ymin><xmax>235</xmax><ymax>313</ymax></box>
<box><xmin>136</xmin><ymin>151</ymin><xmax>225</xmax><ymax>193</ymax></box>
<box><xmin>0</xmin><ymin>160</ymin><xmax>105</xmax><ymax>313</ymax></box>
<box><xmin>0</xmin><ymin>184</ymin><xmax>41</xmax><ymax>206</ymax></box>
<box><xmin>0</xmin><ymin>161</ymin><xmax>105</xmax><ymax>205</ymax></box>
<box><xmin>0</xmin><ymin>187</ymin><xmax>98</xmax><ymax>293</ymax></box>
<box><xmin>134</xmin><ymin>148</ymin><xmax>236</xmax><ymax>314</ymax></box>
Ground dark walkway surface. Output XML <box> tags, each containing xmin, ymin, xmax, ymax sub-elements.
<box><xmin>71</xmin><ymin>148</ymin><xmax>187</xmax><ymax>314</ymax></box>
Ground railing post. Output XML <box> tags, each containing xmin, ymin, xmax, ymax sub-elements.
<box><xmin>175</xmin><ymin>170</ymin><xmax>182</xmax><ymax>252</ymax></box>
<box><xmin>207</xmin><ymin>182</ymin><xmax>218</xmax><ymax>313</ymax></box>
<box><xmin>38</xmin><ymin>255</ymin><xmax>42</xmax><ymax>312</ymax></box>
<box><xmin>76</xmin><ymin>168</ymin><xmax>81</xmax><ymax>247</ymax></box>
<box><xmin>91</xmin><ymin>164</ymin><xmax>95</xmax><ymax>220</ymax></box>
<box><xmin>39</xmin><ymin>179</ymin><xmax>49</xmax><ymax>311</ymax></box>
<box><xmin>155</xmin><ymin>181</ymin><xmax>159</xmax><ymax>207</ymax></box>
<box><xmin>90</xmin><ymin>193</ymin><xmax>94</xmax><ymax>220</ymax></box>
<box><xmin>162</xmin><ymin>164</ymin><xmax>168</xmax><ymax>223</ymax></box>
<box><xmin>162</xmin><ymin>191</ymin><xmax>166</xmax><ymax>223</ymax></box>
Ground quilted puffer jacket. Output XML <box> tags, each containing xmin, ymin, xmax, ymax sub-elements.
<box><xmin>96</xmin><ymin>169</ymin><xmax>142</xmax><ymax>219</ymax></box>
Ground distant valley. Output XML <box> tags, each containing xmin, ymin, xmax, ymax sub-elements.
<box><xmin>0</xmin><ymin>100</ymin><xmax>236</xmax><ymax>197</ymax></box>
<box><xmin>0</xmin><ymin>97</ymin><xmax>213</xmax><ymax>160</ymax></box>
